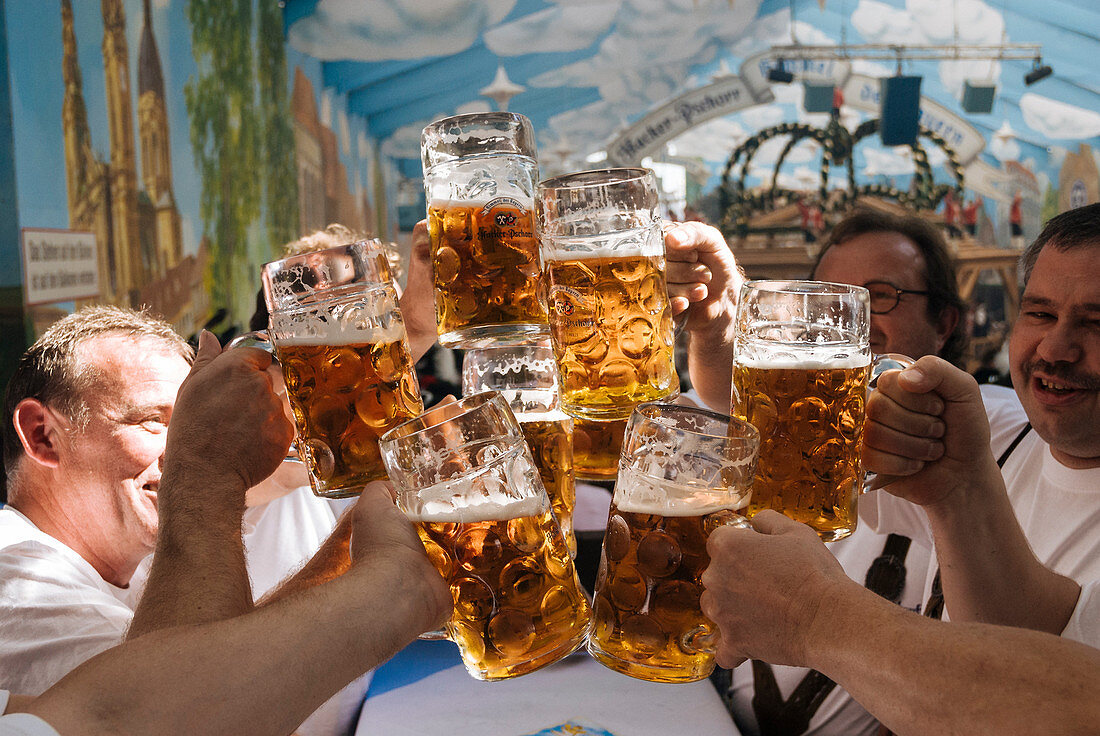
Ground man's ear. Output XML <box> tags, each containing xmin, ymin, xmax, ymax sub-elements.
<box><xmin>935</xmin><ymin>305</ymin><xmax>961</xmax><ymax>353</ymax></box>
<box><xmin>12</xmin><ymin>398</ymin><xmax>63</xmax><ymax>468</ymax></box>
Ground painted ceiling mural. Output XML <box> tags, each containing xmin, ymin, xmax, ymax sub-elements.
<box><xmin>284</xmin><ymin>0</ymin><xmax>1100</xmax><ymax>241</ymax></box>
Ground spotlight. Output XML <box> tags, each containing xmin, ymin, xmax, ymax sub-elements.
<box><xmin>1024</xmin><ymin>59</ymin><xmax>1053</xmax><ymax>86</ymax></box>
<box><xmin>768</xmin><ymin>60</ymin><xmax>794</xmax><ymax>84</ymax></box>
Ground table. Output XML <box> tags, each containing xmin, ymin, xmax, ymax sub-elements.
<box><xmin>355</xmin><ymin>640</ymin><xmax>739</xmax><ymax>736</ymax></box>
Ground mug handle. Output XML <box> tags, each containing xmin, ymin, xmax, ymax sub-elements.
<box><xmin>226</xmin><ymin>330</ymin><xmax>302</xmax><ymax>465</ymax></box>
<box><xmin>864</xmin><ymin>352</ymin><xmax>916</xmax><ymax>492</ymax></box>
<box><xmin>683</xmin><ymin>510</ymin><xmax>754</xmax><ymax>655</ymax></box>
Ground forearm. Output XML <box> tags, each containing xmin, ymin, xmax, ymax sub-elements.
<box><xmin>686</xmin><ymin>327</ymin><xmax>734</xmax><ymax>413</ymax></box>
<box><xmin>924</xmin><ymin>469</ymin><xmax>1080</xmax><ymax>633</ymax></box>
<box><xmin>129</xmin><ymin>475</ymin><xmax>253</xmax><ymax>639</ymax></box>
<box><xmin>809</xmin><ymin>583</ymin><xmax>1100</xmax><ymax>736</ymax></box>
<box><xmin>28</xmin><ymin>554</ymin><xmax>443</xmax><ymax>736</ymax></box>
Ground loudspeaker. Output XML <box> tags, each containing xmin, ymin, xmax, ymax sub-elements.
<box><xmin>880</xmin><ymin>75</ymin><xmax>922</xmax><ymax>146</ymax></box>
<box><xmin>803</xmin><ymin>83</ymin><xmax>834</xmax><ymax>113</ymax></box>
<box><xmin>962</xmin><ymin>81</ymin><xmax>996</xmax><ymax>113</ymax></box>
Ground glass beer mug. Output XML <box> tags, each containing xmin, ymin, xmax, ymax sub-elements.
<box><xmin>588</xmin><ymin>403</ymin><xmax>759</xmax><ymax>683</ymax></box>
<box><xmin>462</xmin><ymin>342</ymin><xmax>578</xmax><ymax>558</ymax></box>
<box><xmin>378</xmin><ymin>392</ymin><xmax>591</xmax><ymax>681</ymax></box>
<box><xmin>421</xmin><ymin>112</ymin><xmax>547</xmax><ymax>349</ymax></box>
<box><xmin>731</xmin><ymin>280</ymin><xmax>911</xmax><ymax>541</ymax></box>
<box><xmin>537</xmin><ymin>168</ymin><xmax>680</xmax><ymax>421</ymax></box>
<box><xmin>257</xmin><ymin>240</ymin><xmax>424</xmax><ymax>498</ymax></box>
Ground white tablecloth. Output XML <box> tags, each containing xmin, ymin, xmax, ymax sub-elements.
<box><xmin>355</xmin><ymin>640</ymin><xmax>739</xmax><ymax>736</ymax></box>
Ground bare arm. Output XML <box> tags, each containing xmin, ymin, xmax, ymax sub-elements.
<box><xmin>664</xmin><ymin>222</ymin><xmax>743</xmax><ymax>412</ymax></box>
<box><xmin>17</xmin><ymin>484</ymin><xmax>451</xmax><ymax>736</ymax></box>
<box><xmin>399</xmin><ymin>220</ymin><xmax>439</xmax><ymax>363</ymax></box>
<box><xmin>128</xmin><ymin>332</ymin><xmax>295</xmax><ymax>637</ymax></box>
<box><xmin>864</xmin><ymin>356</ymin><xmax>1079</xmax><ymax>632</ymax></box>
<box><xmin>701</xmin><ymin>511</ymin><xmax>1100</xmax><ymax>736</ymax></box>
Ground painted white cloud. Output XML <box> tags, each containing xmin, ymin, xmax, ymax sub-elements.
<box><xmin>862</xmin><ymin>146</ymin><xmax>917</xmax><ymax>177</ymax></box>
<box><xmin>665</xmin><ymin>117</ymin><xmax>749</xmax><ymax>162</ymax></box>
<box><xmin>382</xmin><ymin>118</ymin><xmax>434</xmax><ymax>160</ymax></box>
<box><xmin>485</xmin><ymin>1</ymin><xmax>621</xmax><ymax>55</ymax></box>
<box><xmin>1046</xmin><ymin>145</ymin><xmax>1068</xmax><ymax>169</ymax></box>
<box><xmin>908</xmin><ymin>0</ymin><xmax>1004</xmax><ymax>46</ymax></box>
<box><xmin>727</xmin><ymin>11</ymin><xmax>833</xmax><ymax>58</ymax></box>
<box><xmin>740</xmin><ymin>104</ymin><xmax>785</xmax><ymax>131</ymax></box>
<box><xmin>989</xmin><ymin>121</ymin><xmax>1020</xmax><ymax>162</ymax></box>
<box><xmin>1020</xmin><ymin>93</ymin><xmax>1100</xmax><ymax>140</ymax></box>
<box><xmin>288</xmin><ymin>0</ymin><xmax>517</xmax><ymax>61</ymax></box>
<box><xmin>455</xmin><ymin>100</ymin><xmax>493</xmax><ymax>116</ymax></box>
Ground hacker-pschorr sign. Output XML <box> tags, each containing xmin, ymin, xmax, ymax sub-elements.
<box><xmin>21</xmin><ymin>228</ymin><xmax>100</xmax><ymax>305</ymax></box>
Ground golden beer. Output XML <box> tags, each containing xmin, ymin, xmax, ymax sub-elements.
<box><xmin>731</xmin><ymin>359</ymin><xmax>869</xmax><ymax>541</ymax></box>
<box><xmin>276</xmin><ymin>337</ymin><xmax>424</xmax><ymax>498</ymax></box>
<box><xmin>428</xmin><ymin>201</ymin><xmax>547</xmax><ymax>347</ymax></box>
<box><xmin>571</xmin><ymin>415</ymin><xmax>627</xmax><ymax>481</ymax></box>
<box><xmin>589</xmin><ymin>488</ymin><xmax>726</xmax><ymax>683</ymax></box>
<box><xmin>411</xmin><ymin>496</ymin><xmax>591</xmax><ymax>681</ymax></box>
<box><xmin>544</xmin><ymin>252</ymin><xmax>678</xmax><ymax>420</ymax></box>
<box><xmin>518</xmin><ymin>410</ymin><xmax>577</xmax><ymax>558</ymax></box>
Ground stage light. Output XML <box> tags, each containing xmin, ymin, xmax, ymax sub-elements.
<box><xmin>768</xmin><ymin>60</ymin><xmax>794</xmax><ymax>84</ymax></box>
<box><xmin>1025</xmin><ymin>59</ymin><xmax>1053</xmax><ymax>85</ymax></box>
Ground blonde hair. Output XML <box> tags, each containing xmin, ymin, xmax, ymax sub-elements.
<box><xmin>283</xmin><ymin>224</ymin><xmax>404</xmax><ymax>284</ymax></box>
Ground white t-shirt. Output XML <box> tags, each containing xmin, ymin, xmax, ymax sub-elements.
<box><xmin>0</xmin><ymin>485</ymin><xmax>346</xmax><ymax>696</ymax></box>
<box><xmin>726</xmin><ymin>524</ymin><xmax>932</xmax><ymax>736</ymax></box>
<box><xmin>0</xmin><ymin>691</ymin><xmax>59</xmax><ymax>736</ymax></box>
<box><xmin>869</xmin><ymin>385</ymin><xmax>1100</xmax><ymax>646</ymax></box>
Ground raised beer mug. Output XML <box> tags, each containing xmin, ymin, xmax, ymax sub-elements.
<box><xmin>571</xmin><ymin>415</ymin><xmax>627</xmax><ymax>482</ymax></box>
<box><xmin>258</xmin><ymin>240</ymin><xmax>424</xmax><ymax>498</ymax></box>
<box><xmin>730</xmin><ymin>280</ymin><xmax>912</xmax><ymax>541</ymax></box>
<box><xmin>378</xmin><ymin>391</ymin><xmax>591</xmax><ymax>681</ymax></box>
<box><xmin>588</xmin><ymin>403</ymin><xmax>759</xmax><ymax>683</ymax></box>
<box><xmin>462</xmin><ymin>342</ymin><xmax>578</xmax><ymax>558</ymax></box>
<box><xmin>537</xmin><ymin>168</ymin><xmax>680</xmax><ymax>422</ymax></box>
<box><xmin>421</xmin><ymin>112</ymin><xmax>548</xmax><ymax>349</ymax></box>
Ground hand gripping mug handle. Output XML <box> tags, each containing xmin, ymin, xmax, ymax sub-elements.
<box><xmin>680</xmin><ymin>510</ymin><xmax>754</xmax><ymax>655</ymax></box>
<box><xmin>226</xmin><ymin>330</ymin><xmax>302</xmax><ymax>465</ymax></box>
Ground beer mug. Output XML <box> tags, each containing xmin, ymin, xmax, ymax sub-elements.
<box><xmin>571</xmin><ymin>415</ymin><xmax>627</xmax><ymax>482</ymax></box>
<box><xmin>731</xmin><ymin>280</ymin><xmax>911</xmax><ymax>541</ymax></box>
<box><xmin>588</xmin><ymin>403</ymin><xmax>759</xmax><ymax>683</ymax></box>
<box><xmin>421</xmin><ymin>112</ymin><xmax>547</xmax><ymax>349</ymax></box>
<box><xmin>259</xmin><ymin>241</ymin><xmax>424</xmax><ymax>498</ymax></box>
<box><xmin>378</xmin><ymin>392</ymin><xmax>591</xmax><ymax>681</ymax></box>
<box><xmin>537</xmin><ymin>168</ymin><xmax>680</xmax><ymax>421</ymax></box>
<box><xmin>462</xmin><ymin>343</ymin><xmax>578</xmax><ymax>558</ymax></box>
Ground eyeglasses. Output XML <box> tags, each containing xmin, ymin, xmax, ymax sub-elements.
<box><xmin>865</xmin><ymin>281</ymin><xmax>930</xmax><ymax>315</ymax></box>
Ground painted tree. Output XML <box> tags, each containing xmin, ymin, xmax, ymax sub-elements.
<box><xmin>257</xmin><ymin>0</ymin><xmax>299</xmax><ymax>256</ymax></box>
<box><xmin>184</xmin><ymin>0</ymin><xmax>262</xmax><ymax>324</ymax></box>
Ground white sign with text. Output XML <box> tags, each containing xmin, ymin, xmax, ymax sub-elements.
<box><xmin>22</xmin><ymin>228</ymin><xmax>100</xmax><ymax>305</ymax></box>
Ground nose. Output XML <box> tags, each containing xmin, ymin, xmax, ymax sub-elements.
<box><xmin>1035</xmin><ymin>319</ymin><xmax>1082</xmax><ymax>365</ymax></box>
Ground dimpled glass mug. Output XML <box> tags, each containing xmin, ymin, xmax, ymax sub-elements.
<box><xmin>587</xmin><ymin>403</ymin><xmax>759</xmax><ymax>683</ymax></box>
<box><xmin>731</xmin><ymin>280</ymin><xmax>912</xmax><ymax>541</ymax></box>
<box><xmin>379</xmin><ymin>391</ymin><xmax>591</xmax><ymax>681</ymax></box>
<box><xmin>461</xmin><ymin>342</ymin><xmax>578</xmax><ymax>558</ymax></box>
<box><xmin>537</xmin><ymin>168</ymin><xmax>680</xmax><ymax>421</ymax></box>
<box><xmin>248</xmin><ymin>240</ymin><xmax>423</xmax><ymax>498</ymax></box>
<box><xmin>422</xmin><ymin>112</ymin><xmax>547</xmax><ymax>349</ymax></box>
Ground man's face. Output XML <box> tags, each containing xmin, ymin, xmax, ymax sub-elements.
<box><xmin>813</xmin><ymin>231</ymin><xmax>952</xmax><ymax>360</ymax></box>
<box><xmin>1009</xmin><ymin>245</ymin><xmax>1100</xmax><ymax>467</ymax></box>
<box><xmin>55</xmin><ymin>335</ymin><xmax>191</xmax><ymax>559</ymax></box>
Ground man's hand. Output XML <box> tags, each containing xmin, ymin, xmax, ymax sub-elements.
<box><xmin>863</xmin><ymin>355</ymin><xmax>999</xmax><ymax>509</ymax></box>
<box><xmin>164</xmin><ymin>331</ymin><xmax>295</xmax><ymax>508</ymax></box>
<box><xmin>700</xmin><ymin>511</ymin><xmax>850</xmax><ymax>669</ymax></box>
<box><xmin>664</xmin><ymin>221</ymin><xmax>743</xmax><ymax>411</ymax></box>
<box><xmin>348</xmin><ymin>482</ymin><xmax>452</xmax><ymax>634</ymax></box>
<box><xmin>399</xmin><ymin>220</ymin><xmax>439</xmax><ymax>363</ymax></box>
<box><xmin>664</xmin><ymin>221</ymin><xmax>742</xmax><ymax>337</ymax></box>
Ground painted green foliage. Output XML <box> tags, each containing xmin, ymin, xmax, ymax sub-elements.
<box><xmin>184</xmin><ymin>0</ymin><xmax>298</xmax><ymax>327</ymax></box>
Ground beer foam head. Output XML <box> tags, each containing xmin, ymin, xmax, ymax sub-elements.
<box><xmin>516</xmin><ymin>408</ymin><xmax>570</xmax><ymax>424</ymax></box>
<box><xmin>613</xmin><ymin>467</ymin><xmax>749</xmax><ymax>516</ymax></box>
<box><xmin>273</xmin><ymin>320</ymin><xmax>407</xmax><ymax>347</ymax></box>
<box><xmin>405</xmin><ymin>489</ymin><xmax>548</xmax><ymax>523</ymax></box>
<box><xmin>540</xmin><ymin>227</ymin><xmax>664</xmax><ymax>262</ymax></box>
<box><xmin>734</xmin><ymin>349</ymin><xmax>869</xmax><ymax>370</ymax></box>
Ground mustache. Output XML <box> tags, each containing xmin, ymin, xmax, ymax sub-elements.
<box><xmin>1025</xmin><ymin>360</ymin><xmax>1100</xmax><ymax>390</ymax></box>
